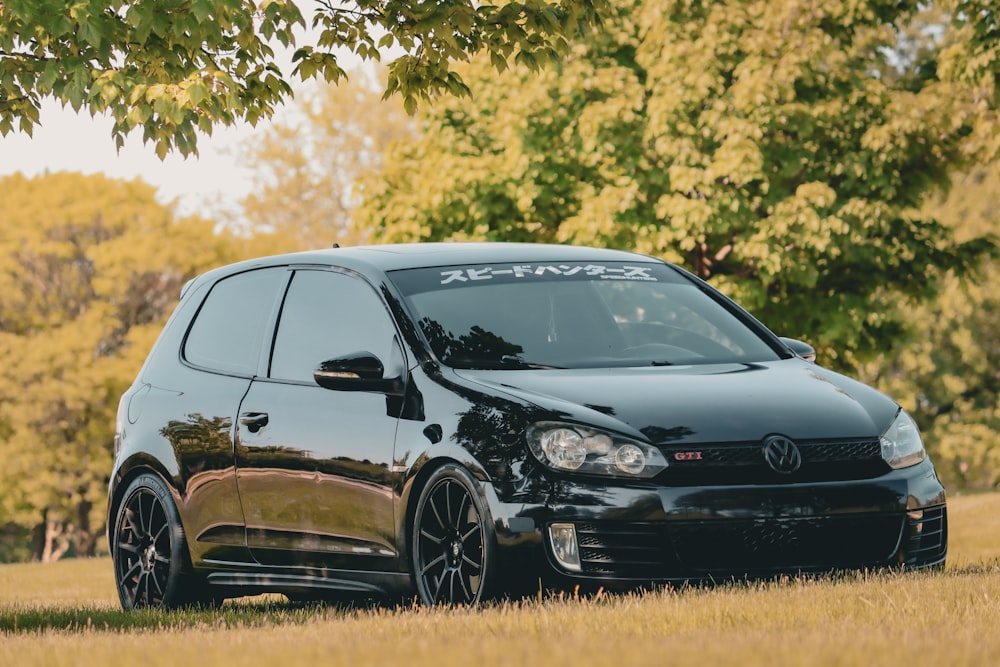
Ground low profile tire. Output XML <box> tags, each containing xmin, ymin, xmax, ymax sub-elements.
<box><xmin>411</xmin><ymin>463</ymin><xmax>497</xmax><ymax>606</ymax></box>
<box><xmin>112</xmin><ymin>473</ymin><xmax>201</xmax><ymax>610</ymax></box>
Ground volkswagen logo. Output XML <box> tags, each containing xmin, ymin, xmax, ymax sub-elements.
<box><xmin>762</xmin><ymin>435</ymin><xmax>802</xmax><ymax>474</ymax></box>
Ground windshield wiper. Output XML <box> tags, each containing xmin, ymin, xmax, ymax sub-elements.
<box><xmin>650</xmin><ymin>360</ymin><xmax>675</xmax><ymax>366</ymax></box>
<box><xmin>442</xmin><ymin>355</ymin><xmax>563</xmax><ymax>370</ymax></box>
<box><xmin>500</xmin><ymin>355</ymin><xmax>564</xmax><ymax>370</ymax></box>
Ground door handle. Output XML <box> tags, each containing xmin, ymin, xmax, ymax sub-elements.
<box><xmin>239</xmin><ymin>412</ymin><xmax>269</xmax><ymax>433</ymax></box>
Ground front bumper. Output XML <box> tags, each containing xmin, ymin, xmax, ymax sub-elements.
<box><xmin>487</xmin><ymin>458</ymin><xmax>947</xmax><ymax>588</ymax></box>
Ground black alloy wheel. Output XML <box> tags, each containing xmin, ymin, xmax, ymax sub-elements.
<box><xmin>412</xmin><ymin>464</ymin><xmax>496</xmax><ymax>606</ymax></box>
<box><xmin>112</xmin><ymin>473</ymin><xmax>195</xmax><ymax>610</ymax></box>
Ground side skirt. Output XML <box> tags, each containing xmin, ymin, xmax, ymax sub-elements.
<box><xmin>202</xmin><ymin>562</ymin><xmax>413</xmax><ymax>599</ymax></box>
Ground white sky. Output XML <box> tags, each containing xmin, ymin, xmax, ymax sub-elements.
<box><xmin>0</xmin><ymin>10</ymin><xmax>327</xmax><ymax>220</ymax></box>
<box><xmin>0</xmin><ymin>99</ymin><xmax>261</xmax><ymax>217</ymax></box>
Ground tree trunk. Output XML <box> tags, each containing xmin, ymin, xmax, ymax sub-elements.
<box><xmin>74</xmin><ymin>498</ymin><xmax>96</xmax><ymax>557</ymax></box>
<box><xmin>41</xmin><ymin>518</ymin><xmax>73</xmax><ymax>562</ymax></box>
<box><xmin>29</xmin><ymin>512</ymin><xmax>47</xmax><ymax>563</ymax></box>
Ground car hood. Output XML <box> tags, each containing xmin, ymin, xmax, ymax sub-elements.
<box><xmin>453</xmin><ymin>360</ymin><xmax>899</xmax><ymax>445</ymax></box>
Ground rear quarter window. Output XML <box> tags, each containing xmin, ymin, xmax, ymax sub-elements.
<box><xmin>183</xmin><ymin>268</ymin><xmax>288</xmax><ymax>375</ymax></box>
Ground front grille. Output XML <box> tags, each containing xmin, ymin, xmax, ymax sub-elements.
<box><xmin>670</xmin><ymin>514</ymin><xmax>903</xmax><ymax>572</ymax></box>
<box><xmin>570</xmin><ymin>511</ymin><xmax>919</xmax><ymax>579</ymax></box>
<box><xmin>657</xmin><ymin>438</ymin><xmax>889</xmax><ymax>485</ymax></box>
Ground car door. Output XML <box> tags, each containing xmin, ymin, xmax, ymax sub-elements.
<box><xmin>235</xmin><ymin>267</ymin><xmax>405</xmax><ymax>570</ymax></box>
<box><xmin>160</xmin><ymin>267</ymin><xmax>289</xmax><ymax>565</ymax></box>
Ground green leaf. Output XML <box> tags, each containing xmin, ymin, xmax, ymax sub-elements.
<box><xmin>489</xmin><ymin>49</ymin><xmax>508</xmax><ymax>72</ymax></box>
<box><xmin>191</xmin><ymin>0</ymin><xmax>213</xmax><ymax>23</ymax></box>
<box><xmin>154</xmin><ymin>137</ymin><xmax>169</xmax><ymax>160</ymax></box>
<box><xmin>188</xmin><ymin>80</ymin><xmax>209</xmax><ymax>106</ymax></box>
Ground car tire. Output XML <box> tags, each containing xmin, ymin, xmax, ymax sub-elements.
<box><xmin>111</xmin><ymin>473</ymin><xmax>206</xmax><ymax>610</ymax></box>
<box><xmin>411</xmin><ymin>463</ymin><xmax>497</xmax><ymax>606</ymax></box>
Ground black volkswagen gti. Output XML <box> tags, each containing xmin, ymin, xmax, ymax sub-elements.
<box><xmin>107</xmin><ymin>243</ymin><xmax>947</xmax><ymax>609</ymax></box>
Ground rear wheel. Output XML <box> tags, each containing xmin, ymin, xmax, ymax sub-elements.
<box><xmin>411</xmin><ymin>464</ymin><xmax>496</xmax><ymax>606</ymax></box>
<box><xmin>112</xmin><ymin>473</ymin><xmax>206</xmax><ymax>609</ymax></box>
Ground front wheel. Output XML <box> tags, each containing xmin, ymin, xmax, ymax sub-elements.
<box><xmin>111</xmin><ymin>473</ymin><xmax>201</xmax><ymax>609</ymax></box>
<box><xmin>411</xmin><ymin>464</ymin><xmax>497</xmax><ymax>606</ymax></box>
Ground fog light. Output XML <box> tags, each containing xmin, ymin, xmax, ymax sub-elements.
<box><xmin>907</xmin><ymin>509</ymin><xmax>925</xmax><ymax>534</ymax></box>
<box><xmin>548</xmin><ymin>523</ymin><xmax>581</xmax><ymax>572</ymax></box>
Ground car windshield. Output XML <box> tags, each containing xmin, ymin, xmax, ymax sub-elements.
<box><xmin>390</xmin><ymin>261</ymin><xmax>782</xmax><ymax>369</ymax></box>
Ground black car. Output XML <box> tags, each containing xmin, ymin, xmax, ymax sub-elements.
<box><xmin>108</xmin><ymin>243</ymin><xmax>946</xmax><ymax>609</ymax></box>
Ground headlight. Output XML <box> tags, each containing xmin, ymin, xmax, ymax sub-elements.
<box><xmin>526</xmin><ymin>421</ymin><xmax>668</xmax><ymax>478</ymax></box>
<box><xmin>880</xmin><ymin>410</ymin><xmax>926</xmax><ymax>469</ymax></box>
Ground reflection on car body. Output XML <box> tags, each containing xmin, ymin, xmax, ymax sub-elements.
<box><xmin>107</xmin><ymin>243</ymin><xmax>946</xmax><ymax>609</ymax></box>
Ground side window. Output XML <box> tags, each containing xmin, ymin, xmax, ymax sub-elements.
<box><xmin>184</xmin><ymin>268</ymin><xmax>287</xmax><ymax>375</ymax></box>
<box><xmin>270</xmin><ymin>270</ymin><xmax>399</xmax><ymax>383</ymax></box>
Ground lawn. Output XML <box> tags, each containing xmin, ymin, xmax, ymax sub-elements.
<box><xmin>2</xmin><ymin>492</ymin><xmax>999</xmax><ymax>667</ymax></box>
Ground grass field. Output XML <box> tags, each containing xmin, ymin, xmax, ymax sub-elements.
<box><xmin>2</xmin><ymin>493</ymin><xmax>999</xmax><ymax>667</ymax></box>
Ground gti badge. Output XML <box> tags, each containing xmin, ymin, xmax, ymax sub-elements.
<box><xmin>762</xmin><ymin>435</ymin><xmax>802</xmax><ymax>474</ymax></box>
<box><xmin>673</xmin><ymin>451</ymin><xmax>704</xmax><ymax>461</ymax></box>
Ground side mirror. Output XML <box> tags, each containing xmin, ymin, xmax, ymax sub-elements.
<box><xmin>779</xmin><ymin>337</ymin><xmax>817</xmax><ymax>363</ymax></box>
<box><xmin>313</xmin><ymin>352</ymin><xmax>405</xmax><ymax>395</ymax></box>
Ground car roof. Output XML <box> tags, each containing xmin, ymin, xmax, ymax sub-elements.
<box><xmin>185</xmin><ymin>243</ymin><xmax>664</xmax><ymax>297</ymax></box>
<box><xmin>284</xmin><ymin>242</ymin><xmax>656</xmax><ymax>271</ymax></box>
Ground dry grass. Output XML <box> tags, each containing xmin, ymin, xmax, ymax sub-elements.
<box><xmin>943</xmin><ymin>491</ymin><xmax>1000</xmax><ymax>566</ymax></box>
<box><xmin>0</xmin><ymin>558</ymin><xmax>116</xmax><ymax>608</ymax></box>
<box><xmin>2</xmin><ymin>493</ymin><xmax>999</xmax><ymax>667</ymax></box>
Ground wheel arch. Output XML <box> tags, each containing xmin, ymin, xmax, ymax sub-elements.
<box><xmin>404</xmin><ymin>457</ymin><xmax>501</xmax><ymax>605</ymax></box>
<box><xmin>106</xmin><ymin>456</ymin><xmax>182</xmax><ymax>553</ymax></box>
<box><xmin>399</xmin><ymin>454</ymin><xmax>493</xmax><ymax>570</ymax></box>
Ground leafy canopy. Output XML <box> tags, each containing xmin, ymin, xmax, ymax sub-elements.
<box><xmin>228</xmin><ymin>66</ymin><xmax>416</xmax><ymax>250</ymax></box>
<box><xmin>865</xmin><ymin>163</ymin><xmax>1000</xmax><ymax>490</ymax></box>
<box><xmin>0</xmin><ymin>0</ymin><xmax>607</xmax><ymax>157</ymax></box>
<box><xmin>0</xmin><ymin>172</ymin><xmax>250</xmax><ymax>559</ymax></box>
<box><xmin>355</xmin><ymin>0</ymin><xmax>994</xmax><ymax>370</ymax></box>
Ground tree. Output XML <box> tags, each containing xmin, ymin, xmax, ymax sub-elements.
<box><xmin>0</xmin><ymin>172</ymin><xmax>249</xmax><ymax>561</ymax></box>
<box><xmin>0</xmin><ymin>0</ymin><xmax>607</xmax><ymax>157</ymax></box>
<box><xmin>228</xmin><ymin>66</ymin><xmax>416</xmax><ymax>250</ymax></box>
<box><xmin>355</xmin><ymin>0</ymin><xmax>992</xmax><ymax>370</ymax></box>
<box><xmin>864</xmin><ymin>162</ymin><xmax>1000</xmax><ymax>490</ymax></box>
<box><xmin>894</xmin><ymin>1</ymin><xmax>999</xmax><ymax>162</ymax></box>
<box><xmin>939</xmin><ymin>0</ymin><xmax>999</xmax><ymax>161</ymax></box>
